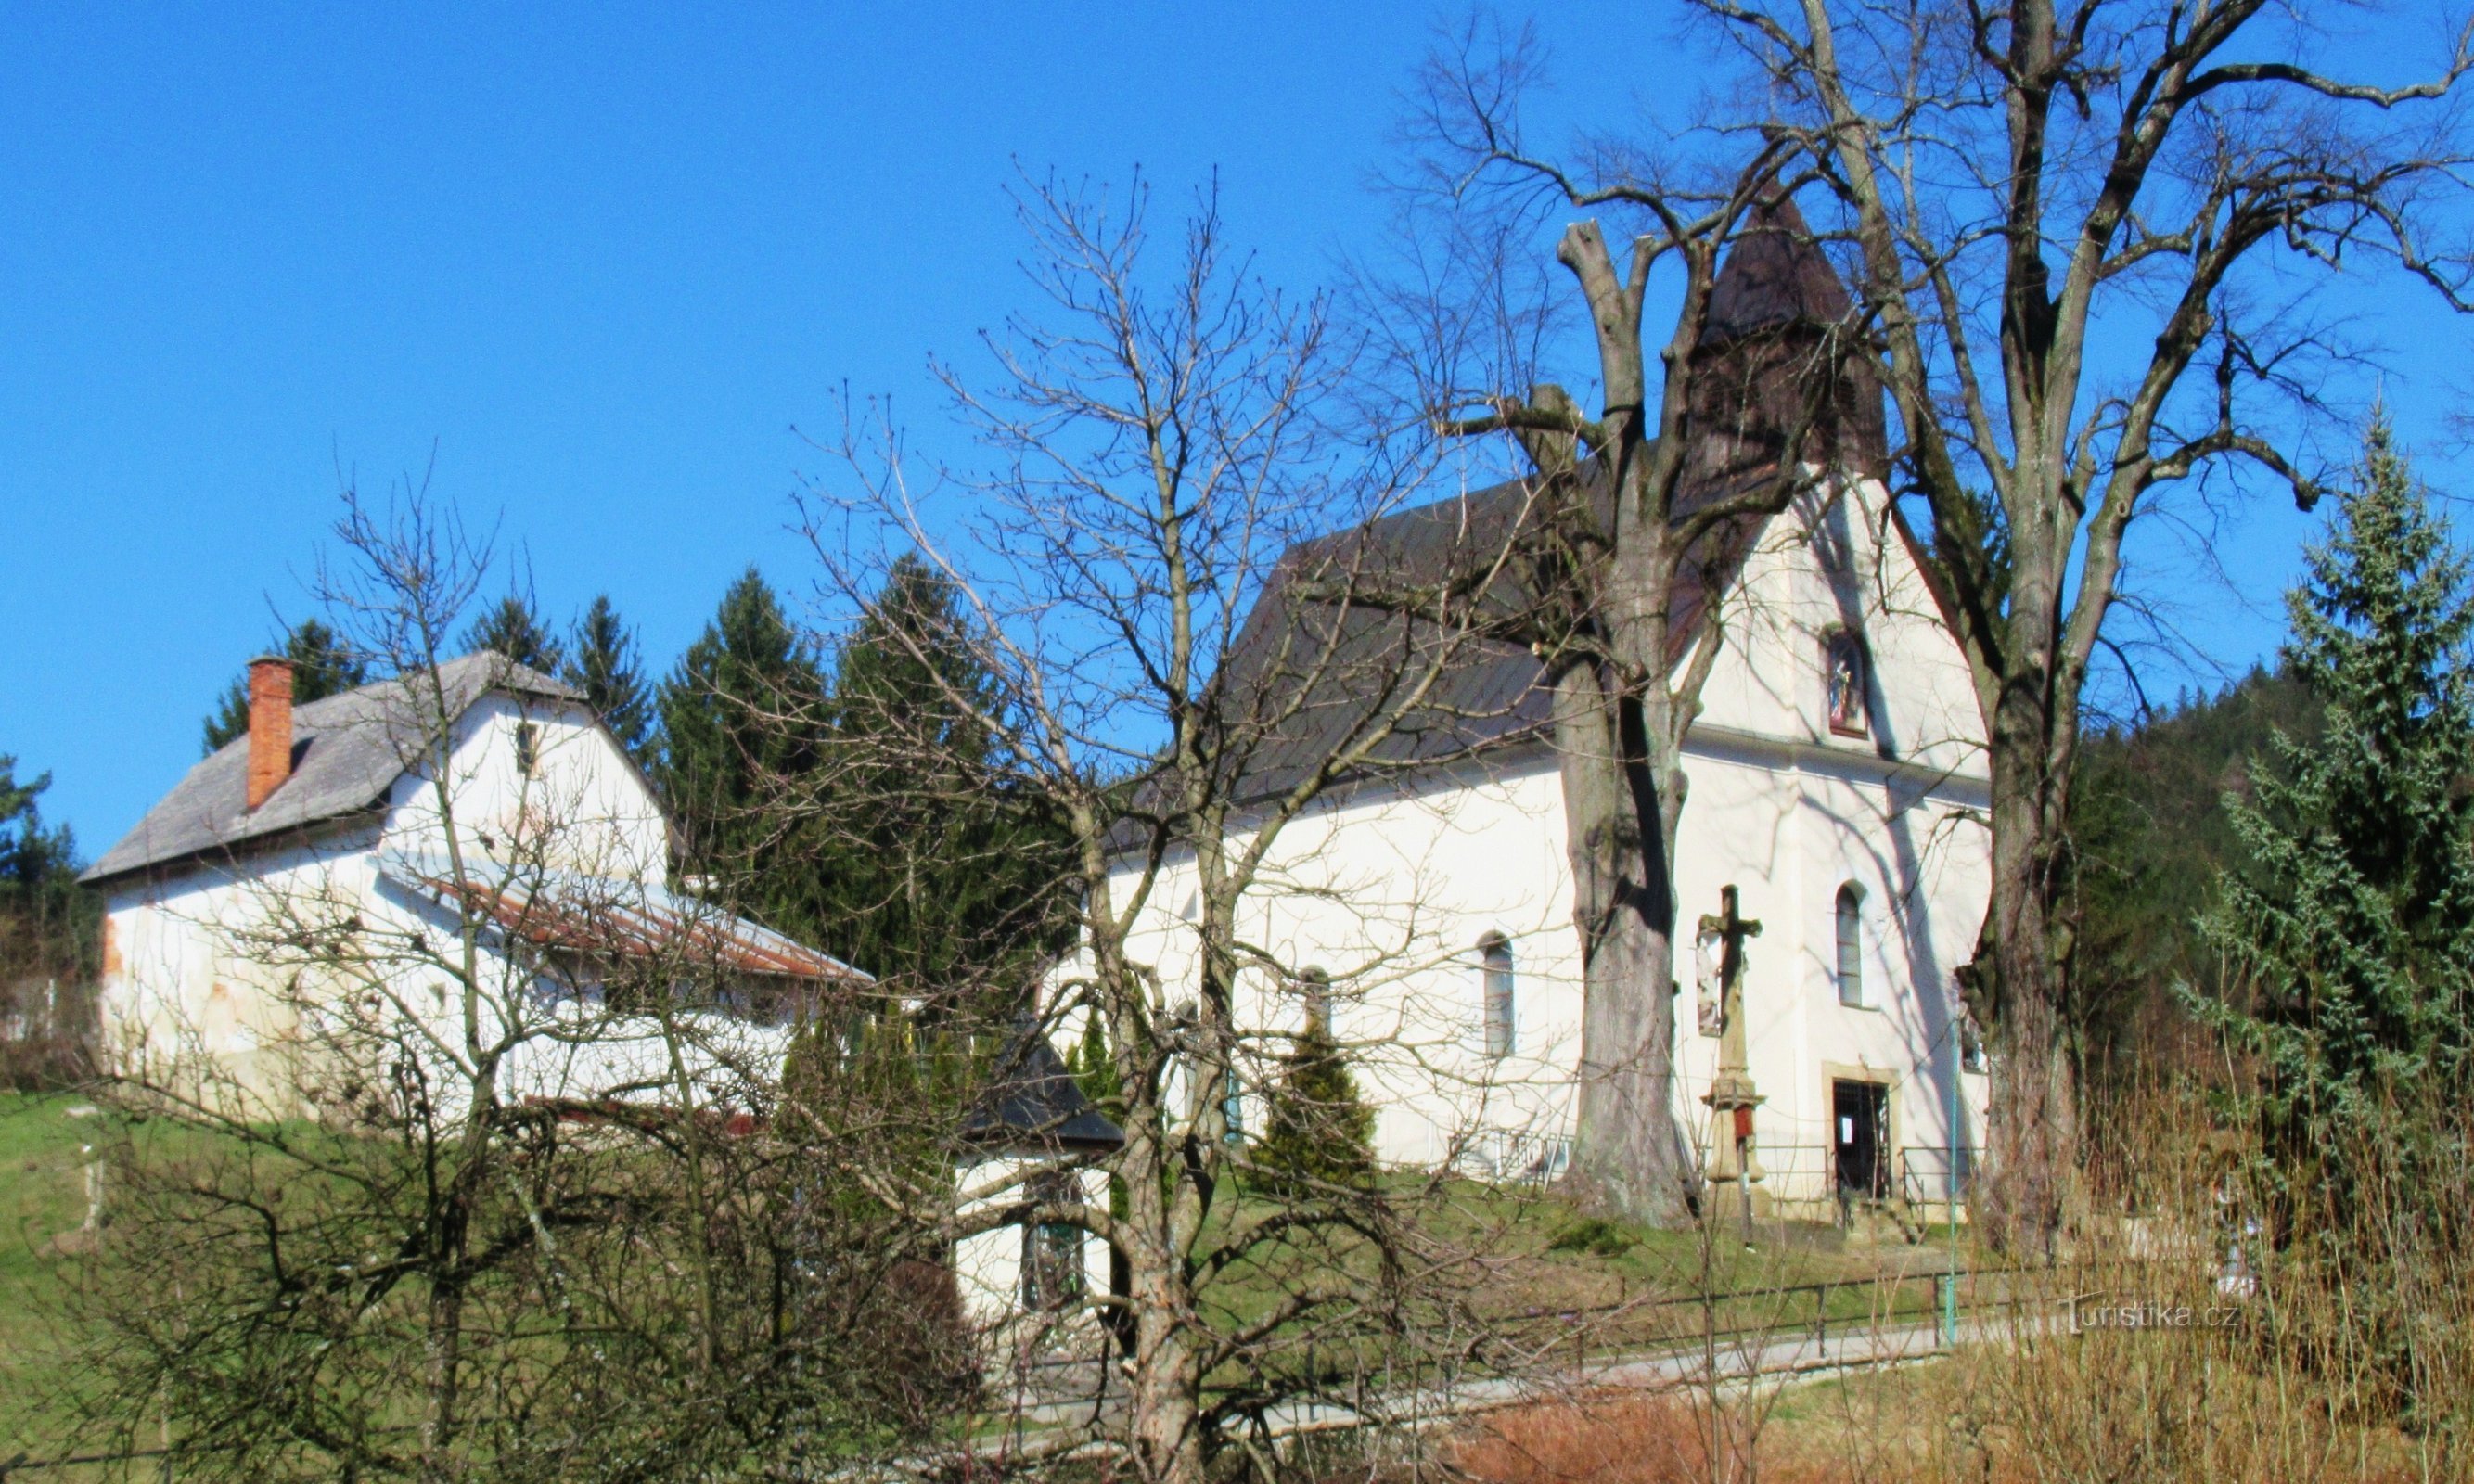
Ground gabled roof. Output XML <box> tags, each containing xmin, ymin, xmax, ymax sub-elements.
<box><xmin>1178</xmin><ymin>200</ymin><xmax>1878</xmax><ymax>812</ymax></box>
<box><xmin>83</xmin><ymin>653</ymin><xmax>583</xmax><ymax>885</ymax></box>
<box><xmin>1182</xmin><ymin>460</ymin><xmax>1777</xmax><ymax>815</ymax></box>
<box><xmin>961</xmin><ymin>1019</ymin><xmax>1124</xmax><ymax>1153</ymax></box>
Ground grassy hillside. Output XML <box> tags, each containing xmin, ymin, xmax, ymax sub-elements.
<box><xmin>1</xmin><ymin>1091</ymin><xmax>105</xmax><ymax>1460</ymax></box>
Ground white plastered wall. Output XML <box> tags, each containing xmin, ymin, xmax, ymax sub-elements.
<box><xmin>953</xmin><ymin>1157</ymin><xmax>1114</xmax><ymax>1329</ymax></box>
<box><xmin>99</xmin><ymin>692</ymin><xmax>686</xmax><ymax>1115</ymax></box>
<box><xmin>1087</xmin><ymin>479</ymin><xmax>1993</xmax><ymax>1203</ymax></box>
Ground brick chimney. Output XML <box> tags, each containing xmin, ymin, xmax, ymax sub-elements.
<box><xmin>245</xmin><ymin>656</ymin><xmax>296</xmax><ymax>811</ymax></box>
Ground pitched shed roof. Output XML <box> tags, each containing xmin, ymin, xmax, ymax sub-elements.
<box><xmin>84</xmin><ymin>653</ymin><xmax>583</xmax><ymax>885</ymax></box>
<box><xmin>962</xmin><ymin>1019</ymin><xmax>1124</xmax><ymax>1152</ymax></box>
<box><xmin>379</xmin><ymin>853</ymin><xmax>872</xmax><ymax>985</ymax></box>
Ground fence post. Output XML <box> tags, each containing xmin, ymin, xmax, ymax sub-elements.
<box><xmin>1814</xmin><ymin>1283</ymin><xmax>1827</xmax><ymax>1357</ymax></box>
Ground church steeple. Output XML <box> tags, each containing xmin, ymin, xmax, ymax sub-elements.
<box><xmin>1686</xmin><ymin>197</ymin><xmax>1888</xmax><ymax>483</ymax></box>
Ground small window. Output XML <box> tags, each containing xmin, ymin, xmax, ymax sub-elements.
<box><xmin>1481</xmin><ymin>934</ymin><xmax>1515</xmax><ymax>1057</ymax></box>
<box><xmin>1222</xmin><ymin>1068</ymin><xmax>1245</xmax><ymax>1144</ymax></box>
<box><xmin>1019</xmin><ymin>1171</ymin><xmax>1084</xmax><ymax>1311</ymax></box>
<box><xmin>514</xmin><ymin>721</ymin><xmax>541</xmax><ymax>776</ymax></box>
<box><xmin>1825</xmin><ymin>632</ymin><xmax>1868</xmax><ymax>736</ymax></box>
<box><xmin>1835</xmin><ymin>884</ymin><xmax>1865</xmax><ymax>1007</ymax></box>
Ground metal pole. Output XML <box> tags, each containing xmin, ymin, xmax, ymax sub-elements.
<box><xmin>1942</xmin><ymin>1020</ymin><xmax>1961</xmax><ymax>1347</ymax></box>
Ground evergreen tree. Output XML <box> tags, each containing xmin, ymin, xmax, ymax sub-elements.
<box><xmin>657</xmin><ymin>568</ymin><xmax>829</xmax><ymax>935</ymax></box>
<box><xmin>2068</xmin><ymin>665</ymin><xmax>2322</xmax><ymax>1088</ymax></box>
<box><xmin>1252</xmin><ymin>982</ymin><xmax>1376</xmax><ymax>1192</ymax></box>
<box><xmin>464</xmin><ymin>594</ymin><xmax>566</xmax><ymax>673</ymax></box>
<box><xmin>2198</xmin><ymin>416</ymin><xmax>2474</xmax><ymax>1195</ymax></box>
<box><xmin>562</xmin><ymin>594</ymin><xmax>657</xmax><ymax>761</ymax></box>
<box><xmin>201</xmin><ymin>619</ymin><xmax>371</xmax><ymax>753</ymax></box>
<box><xmin>808</xmin><ymin>554</ymin><xmax>1073</xmax><ymax>997</ymax></box>
<box><xmin>1069</xmin><ymin>1009</ymin><xmax>1122</xmax><ymax>1121</ymax></box>
<box><xmin>0</xmin><ymin>756</ymin><xmax>98</xmax><ymax>1081</ymax></box>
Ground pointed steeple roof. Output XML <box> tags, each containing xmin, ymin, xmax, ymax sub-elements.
<box><xmin>1700</xmin><ymin>197</ymin><xmax>1856</xmax><ymax>344</ymax></box>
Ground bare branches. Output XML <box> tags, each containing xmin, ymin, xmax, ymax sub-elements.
<box><xmin>797</xmin><ymin>170</ymin><xmax>1539</xmax><ymax>1482</ymax></box>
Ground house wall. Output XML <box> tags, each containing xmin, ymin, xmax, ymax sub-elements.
<box><xmin>379</xmin><ymin>693</ymin><xmax>670</xmax><ymax>882</ymax></box>
<box><xmin>1085</xmin><ymin>480</ymin><xmax>1993</xmax><ymax>1206</ymax></box>
<box><xmin>97</xmin><ymin>692</ymin><xmax>690</xmax><ymax>1114</ymax></box>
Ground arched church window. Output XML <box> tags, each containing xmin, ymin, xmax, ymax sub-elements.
<box><xmin>1825</xmin><ymin>631</ymin><xmax>1869</xmax><ymax>736</ymax></box>
<box><xmin>1835</xmin><ymin>884</ymin><xmax>1865</xmax><ymax>1007</ymax></box>
<box><xmin>1222</xmin><ymin>1068</ymin><xmax>1245</xmax><ymax>1144</ymax></box>
<box><xmin>1480</xmin><ymin>933</ymin><xmax>1515</xmax><ymax>1057</ymax></box>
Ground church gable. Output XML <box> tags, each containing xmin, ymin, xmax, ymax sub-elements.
<box><xmin>1683</xmin><ymin>480</ymin><xmax>1987</xmax><ymax>780</ymax></box>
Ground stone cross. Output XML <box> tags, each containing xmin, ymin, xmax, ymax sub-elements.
<box><xmin>1699</xmin><ymin>884</ymin><xmax>1765</xmax><ymax>1188</ymax></box>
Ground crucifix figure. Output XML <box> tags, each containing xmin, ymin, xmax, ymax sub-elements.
<box><xmin>1698</xmin><ymin>885</ymin><xmax>1764</xmax><ymax>1212</ymax></box>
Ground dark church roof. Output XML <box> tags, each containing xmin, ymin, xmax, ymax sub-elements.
<box><xmin>961</xmin><ymin>1019</ymin><xmax>1124</xmax><ymax>1153</ymax></box>
<box><xmin>1178</xmin><ymin>198</ymin><xmax>1878</xmax><ymax>812</ymax></box>
<box><xmin>1702</xmin><ymin>198</ymin><xmax>1860</xmax><ymax>341</ymax></box>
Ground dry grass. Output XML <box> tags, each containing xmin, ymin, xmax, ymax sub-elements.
<box><xmin>1434</xmin><ymin>1083</ymin><xmax>2474</xmax><ymax>1484</ymax></box>
<box><xmin>1452</xmin><ymin>1393</ymin><xmax>1853</xmax><ymax>1484</ymax></box>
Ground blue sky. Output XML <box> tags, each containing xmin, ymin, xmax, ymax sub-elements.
<box><xmin>4</xmin><ymin>3</ymin><xmax>2467</xmax><ymax>854</ymax></box>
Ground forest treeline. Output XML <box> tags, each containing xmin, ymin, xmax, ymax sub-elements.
<box><xmin>0</xmin><ymin>527</ymin><xmax>2439</xmax><ymax>1094</ymax></box>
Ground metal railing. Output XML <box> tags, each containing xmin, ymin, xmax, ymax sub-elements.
<box><xmin>1900</xmin><ymin>1145</ymin><xmax>1980</xmax><ymax>1209</ymax></box>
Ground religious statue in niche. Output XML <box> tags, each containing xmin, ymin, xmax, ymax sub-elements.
<box><xmin>1696</xmin><ymin>923</ymin><xmax>1725</xmax><ymax>1037</ymax></box>
<box><xmin>1826</xmin><ymin>631</ymin><xmax>1869</xmax><ymax>736</ymax></box>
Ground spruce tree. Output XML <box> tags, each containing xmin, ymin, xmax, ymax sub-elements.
<box><xmin>810</xmin><ymin>554</ymin><xmax>1073</xmax><ymax>998</ymax></box>
<box><xmin>2069</xmin><ymin>664</ymin><xmax>2322</xmax><ymax>1088</ymax></box>
<box><xmin>0</xmin><ymin>755</ymin><xmax>97</xmax><ymax>1068</ymax></box>
<box><xmin>562</xmin><ymin>594</ymin><xmax>657</xmax><ymax>761</ymax></box>
<box><xmin>656</xmin><ymin>568</ymin><xmax>829</xmax><ymax>936</ymax></box>
<box><xmin>464</xmin><ymin>594</ymin><xmax>566</xmax><ymax>673</ymax></box>
<box><xmin>2198</xmin><ymin>415</ymin><xmax>2474</xmax><ymax>1199</ymax></box>
<box><xmin>201</xmin><ymin>619</ymin><xmax>371</xmax><ymax>753</ymax></box>
<box><xmin>1253</xmin><ymin>982</ymin><xmax>1376</xmax><ymax>1192</ymax></box>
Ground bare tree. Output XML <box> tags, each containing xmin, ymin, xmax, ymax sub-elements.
<box><xmin>802</xmin><ymin>174</ymin><xmax>1538</xmax><ymax>1484</ymax></box>
<box><xmin>1674</xmin><ymin>0</ymin><xmax>2474</xmax><ymax>1246</ymax></box>
<box><xmin>1375</xmin><ymin>32</ymin><xmax>1872</xmax><ymax>1224</ymax></box>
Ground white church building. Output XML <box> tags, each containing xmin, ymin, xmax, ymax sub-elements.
<box><xmin>1092</xmin><ymin>214</ymin><xmax>1993</xmax><ymax>1218</ymax></box>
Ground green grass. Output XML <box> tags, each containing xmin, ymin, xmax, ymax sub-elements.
<box><xmin>0</xmin><ymin>1090</ymin><xmax>109</xmax><ymax>1462</ymax></box>
<box><xmin>1177</xmin><ymin>1171</ymin><xmax>1985</xmax><ymax>1403</ymax></box>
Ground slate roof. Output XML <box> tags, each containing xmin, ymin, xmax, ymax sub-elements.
<box><xmin>1703</xmin><ymin>197</ymin><xmax>1859</xmax><ymax>341</ymax></box>
<box><xmin>1184</xmin><ymin>196</ymin><xmax>1871</xmax><ymax>812</ymax></box>
<box><xmin>962</xmin><ymin>1018</ymin><xmax>1124</xmax><ymax>1152</ymax></box>
<box><xmin>84</xmin><ymin>653</ymin><xmax>583</xmax><ymax>885</ymax></box>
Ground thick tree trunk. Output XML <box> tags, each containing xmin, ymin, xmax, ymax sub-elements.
<box><xmin>1119</xmin><ymin>1108</ymin><xmax>1208</xmax><ymax>1484</ymax></box>
<box><xmin>1969</xmin><ymin>700</ymin><xmax>2081</xmax><ymax>1255</ymax></box>
<box><xmin>1557</xmin><ymin>661</ymin><xmax>1698</xmax><ymax>1225</ymax></box>
<box><xmin>1124</xmin><ymin>1261</ymin><xmax>1206</xmax><ymax>1483</ymax></box>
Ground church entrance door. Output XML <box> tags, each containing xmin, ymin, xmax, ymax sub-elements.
<box><xmin>1832</xmin><ymin>1079</ymin><xmax>1891</xmax><ymax>1200</ymax></box>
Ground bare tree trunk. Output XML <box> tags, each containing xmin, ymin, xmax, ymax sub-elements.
<box><xmin>1124</xmin><ymin>1181</ymin><xmax>1206</xmax><ymax>1484</ymax></box>
<box><xmin>1972</xmin><ymin>723</ymin><xmax>2078</xmax><ymax>1253</ymax></box>
<box><xmin>1558</xmin><ymin>661</ymin><xmax>1697</xmax><ymax>1224</ymax></box>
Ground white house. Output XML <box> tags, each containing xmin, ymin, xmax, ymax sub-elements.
<box><xmin>82</xmin><ymin>651</ymin><xmax>869</xmax><ymax>1113</ymax></box>
<box><xmin>85</xmin><ymin>648</ymin><xmax>1122</xmax><ymax>1322</ymax></box>
<box><xmin>1087</xmin><ymin>214</ymin><xmax>1993</xmax><ymax>1218</ymax></box>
